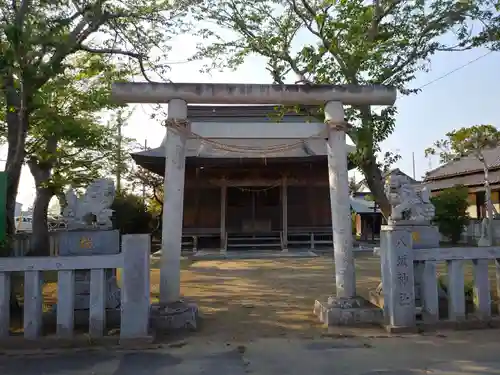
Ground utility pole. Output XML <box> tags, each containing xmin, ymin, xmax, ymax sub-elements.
<box><xmin>479</xmin><ymin>154</ymin><xmax>495</xmax><ymax>245</ymax></box>
<box><xmin>142</xmin><ymin>139</ymin><xmax>147</xmax><ymax>202</ymax></box>
<box><xmin>116</xmin><ymin>112</ymin><xmax>123</xmax><ymax>194</ymax></box>
<box><xmin>412</xmin><ymin>152</ymin><xmax>416</xmax><ymax>180</ymax></box>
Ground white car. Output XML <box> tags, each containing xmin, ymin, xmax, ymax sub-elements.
<box><xmin>15</xmin><ymin>216</ymin><xmax>32</xmax><ymax>232</ymax></box>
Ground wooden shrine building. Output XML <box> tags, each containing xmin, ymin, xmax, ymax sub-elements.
<box><xmin>132</xmin><ymin>105</ymin><xmax>356</xmax><ymax>251</ymax></box>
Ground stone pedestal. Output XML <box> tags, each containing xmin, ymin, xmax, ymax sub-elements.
<box><xmin>49</xmin><ymin>230</ymin><xmax>121</xmax><ymax>326</ymax></box>
<box><xmin>404</xmin><ymin>221</ymin><xmax>440</xmax><ymax>249</ymax></box>
<box><xmin>378</xmin><ymin>223</ymin><xmax>417</xmax><ymax>331</ymax></box>
<box><xmin>150</xmin><ymin>300</ymin><xmax>199</xmax><ymax>331</ymax></box>
<box><xmin>478</xmin><ymin>218</ymin><xmax>492</xmax><ymax>247</ymax></box>
<box><xmin>372</xmin><ymin>221</ymin><xmax>441</xmax><ymax>311</ymax></box>
<box><xmin>313</xmin><ymin>296</ymin><xmax>383</xmax><ymax>326</ymax></box>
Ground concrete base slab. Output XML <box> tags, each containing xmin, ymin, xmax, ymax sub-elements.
<box><xmin>0</xmin><ymin>335</ymin><xmax>156</xmax><ymax>352</ymax></box>
<box><xmin>150</xmin><ymin>301</ymin><xmax>199</xmax><ymax>332</ymax></box>
<box><xmin>8</xmin><ymin>332</ymin><xmax>500</xmax><ymax>373</ymax></box>
<box><xmin>313</xmin><ymin>296</ymin><xmax>383</xmax><ymax>326</ymax></box>
<box><xmin>369</xmin><ymin>288</ymin><xmax>500</xmax><ymax>332</ymax></box>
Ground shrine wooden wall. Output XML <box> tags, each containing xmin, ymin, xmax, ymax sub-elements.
<box><xmin>182</xmin><ymin>161</ymin><xmax>332</xmax><ymax>232</ymax></box>
<box><xmin>183</xmin><ymin>186</ymin><xmax>221</xmax><ymax>230</ymax></box>
<box><xmin>288</xmin><ymin>186</ymin><xmax>332</xmax><ymax>228</ymax></box>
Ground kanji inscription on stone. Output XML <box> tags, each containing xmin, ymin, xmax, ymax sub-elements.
<box><xmin>395</xmin><ymin>238</ymin><xmax>408</xmax><ymax>249</ymax></box>
<box><xmin>399</xmin><ymin>291</ymin><xmax>412</xmax><ymax>306</ymax></box>
<box><xmin>397</xmin><ymin>254</ymin><xmax>408</xmax><ymax>267</ymax></box>
<box><xmin>392</xmin><ymin>231</ymin><xmax>414</xmax><ymax>307</ymax></box>
<box><xmin>397</xmin><ymin>272</ymin><xmax>409</xmax><ymax>286</ymax></box>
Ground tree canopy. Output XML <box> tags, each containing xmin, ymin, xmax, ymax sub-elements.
<box><xmin>192</xmin><ymin>0</ymin><xmax>500</xmax><ymax>217</ymax></box>
<box><xmin>431</xmin><ymin>185</ymin><xmax>470</xmax><ymax>244</ymax></box>
<box><xmin>425</xmin><ymin>124</ymin><xmax>500</xmax><ymax>164</ymax></box>
<box><xmin>425</xmin><ymin>124</ymin><xmax>500</xmax><ymax>234</ymax></box>
<box><xmin>0</xmin><ymin>0</ymin><xmax>191</xmax><ymax>234</ymax></box>
<box><xmin>15</xmin><ymin>53</ymin><xmax>132</xmax><ymax>254</ymax></box>
<box><xmin>24</xmin><ymin>53</ymin><xmax>130</xmax><ymax>192</ymax></box>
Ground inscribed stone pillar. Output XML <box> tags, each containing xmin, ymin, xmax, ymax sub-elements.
<box><xmin>161</xmin><ymin>99</ymin><xmax>189</xmax><ymax>304</ymax></box>
<box><xmin>380</xmin><ymin>224</ymin><xmax>416</xmax><ymax>328</ymax></box>
<box><xmin>325</xmin><ymin>101</ymin><xmax>356</xmax><ymax>299</ymax></box>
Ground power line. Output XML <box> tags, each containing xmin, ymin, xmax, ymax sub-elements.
<box><xmin>402</xmin><ymin>51</ymin><xmax>494</xmax><ymax>178</ymax></box>
<box><xmin>133</xmin><ymin>50</ymin><xmax>495</xmax><ymax>110</ymax></box>
<box><xmin>414</xmin><ymin>50</ymin><xmax>494</xmax><ymax>91</ymax></box>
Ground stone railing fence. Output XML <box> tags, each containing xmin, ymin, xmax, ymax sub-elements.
<box><xmin>379</xmin><ymin>225</ymin><xmax>500</xmax><ymax>331</ymax></box>
<box><xmin>0</xmin><ymin>234</ymin><xmax>150</xmax><ymax>341</ymax></box>
<box><xmin>455</xmin><ymin>219</ymin><xmax>500</xmax><ymax>244</ymax></box>
<box><xmin>12</xmin><ymin>232</ymin><xmax>60</xmax><ymax>257</ymax></box>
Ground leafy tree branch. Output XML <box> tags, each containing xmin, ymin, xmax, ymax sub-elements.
<box><xmin>192</xmin><ymin>0</ymin><xmax>498</xmax><ymax>217</ymax></box>
<box><xmin>0</xmin><ymin>0</ymin><xmax>192</xmax><ymax>235</ymax></box>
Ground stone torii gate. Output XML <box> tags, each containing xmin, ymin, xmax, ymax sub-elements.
<box><xmin>112</xmin><ymin>83</ymin><xmax>397</xmax><ymax>327</ymax></box>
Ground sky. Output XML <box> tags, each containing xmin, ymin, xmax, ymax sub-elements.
<box><xmin>3</xmin><ymin>33</ymin><xmax>500</xmax><ymax>209</ymax></box>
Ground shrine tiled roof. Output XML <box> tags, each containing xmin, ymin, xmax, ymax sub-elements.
<box><xmin>132</xmin><ymin>138</ymin><xmax>355</xmax><ymax>160</ymax></box>
<box><xmin>423</xmin><ymin>146</ymin><xmax>500</xmax><ymax>192</ymax></box>
<box><xmin>425</xmin><ymin>146</ymin><xmax>500</xmax><ymax>180</ymax></box>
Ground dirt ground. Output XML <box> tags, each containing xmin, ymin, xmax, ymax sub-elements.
<box><xmin>19</xmin><ymin>253</ymin><xmax>499</xmax><ymax>340</ymax></box>
<box><xmin>151</xmin><ymin>254</ymin><xmax>383</xmax><ymax>340</ymax></box>
<box><xmin>8</xmin><ymin>254</ymin><xmax>380</xmax><ymax>338</ymax></box>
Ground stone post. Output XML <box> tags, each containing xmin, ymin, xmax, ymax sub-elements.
<box><xmin>160</xmin><ymin>98</ymin><xmax>188</xmax><ymax>304</ymax></box>
<box><xmin>379</xmin><ymin>224</ymin><xmax>416</xmax><ymax>330</ymax></box>
<box><xmin>281</xmin><ymin>176</ymin><xmax>288</xmax><ymax>252</ymax></box>
<box><xmin>484</xmin><ymin>166</ymin><xmax>494</xmax><ymax>246</ymax></box>
<box><xmin>121</xmin><ymin>234</ymin><xmax>151</xmax><ymax>339</ymax></box>
<box><xmin>324</xmin><ymin>101</ymin><xmax>356</xmax><ymax>299</ymax></box>
<box><xmin>220</xmin><ymin>183</ymin><xmax>227</xmax><ymax>253</ymax></box>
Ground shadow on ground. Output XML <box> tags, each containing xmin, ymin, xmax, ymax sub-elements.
<box><xmin>4</xmin><ymin>331</ymin><xmax>500</xmax><ymax>375</ymax></box>
<box><xmin>150</xmin><ymin>253</ymin><xmax>383</xmax><ymax>341</ymax></box>
<box><xmin>12</xmin><ymin>251</ymin><xmax>500</xmax><ymax>341</ymax></box>
<box><xmin>0</xmin><ymin>347</ymin><xmax>247</xmax><ymax>375</ymax></box>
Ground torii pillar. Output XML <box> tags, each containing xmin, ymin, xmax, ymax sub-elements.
<box><xmin>112</xmin><ymin>83</ymin><xmax>397</xmax><ymax>327</ymax></box>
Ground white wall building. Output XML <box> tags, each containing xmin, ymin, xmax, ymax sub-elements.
<box><xmin>14</xmin><ymin>202</ymin><xmax>22</xmax><ymax>217</ymax></box>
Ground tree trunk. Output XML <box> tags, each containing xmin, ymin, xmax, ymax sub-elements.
<box><xmin>359</xmin><ymin>154</ymin><xmax>391</xmax><ymax>219</ymax></box>
<box><xmin>353</xmin><ymin>106</ymin><xmax>392</xmax><ymax>219</ymax></box>
<box><xmin>30</xmin><ymin>187</ymin><xmax>53</xmax><ymax>256</ymax></box>
<box><xmin>6</xmin><ymin>129</ymin><xmax>24</xmax><ymax>321</ymax></box>
<box><xmin>5</xmin><ymin>160</ymin><xmax>23</xmax><ymax>236</ymax></box>
<box><xmin>2</xmin><ymin>75</ymin><xmax>30</xmax><ymax>315</ymax></box>
<box><xmin>27</xmin><ymin>136</ymin><xmax>58</xmax><ymax>256</ymax></box>
<box><xmin>56</xmin><ymin>192</ymin><xmax>67</xmax><ymax>215</ymax></box>
<box><xmin>3</xmin><ymin>75</ymin><xmax>29</xmax><ymax>236</ymax></box>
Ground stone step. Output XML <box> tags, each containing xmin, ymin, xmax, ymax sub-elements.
<box><xmin>227</xmin><ymin>245</ymin><xmax>282</xmax><ymax>251</ymax></box>
<box><xmin>227</xmin><ymin>237</ymin><xmax>280</xmax><ymax>242</ymax></box>
<box><xmin>227</xmin><ymin>242</ymin><xmax>281</xmax><ymax>248</ymax></box>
